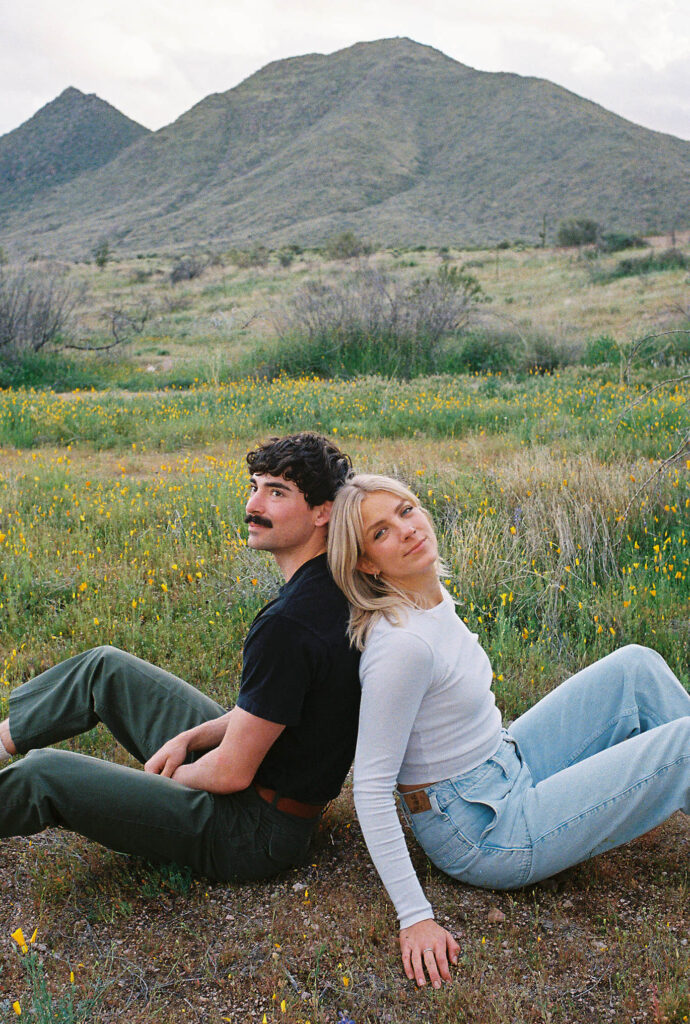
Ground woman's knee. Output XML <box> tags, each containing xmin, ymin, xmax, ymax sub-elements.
<box><xmin>606</xmin><ymin>644</ymin><xmax>673</xmax><ymax>684</ymax></box>
<box><xmin>609</xmin><ymin>643</ymin><xmax>655</xmax><ymax>667</ymax></box>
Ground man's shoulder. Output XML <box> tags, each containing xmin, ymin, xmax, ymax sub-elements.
<box><xmin>250</xmin><ymin>555</ymin><xmax>350</xmax><ymax>645</ymax></box>
<box><xmin>270</xmin><ymin>555</ymin><xmax>347</xmax><ymax>619</ymax></box>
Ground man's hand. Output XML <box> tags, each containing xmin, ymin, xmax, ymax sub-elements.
<box><xmin>145</xmin><ymin>734</ymin><xmax>190</xmax><ymax>778</ymax></box>
<box><xmin>168</xmin><ymin>707</ymin><xmax>285</xmax><ymax>794</ymax></box>
<box><xmin>145</xmin><ymin>712</ymin><xmax>232</xmax><ymax>778</ymax></box>
<box><xmin>399</xmin><ymin>918</ymin><xmax>460</xmax><ymax>989</ymax></box>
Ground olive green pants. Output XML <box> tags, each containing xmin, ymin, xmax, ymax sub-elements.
<box><xmin>1</xmin><ymin>646</ymin><xmax>315</xmax><ymax>880</ymax></box>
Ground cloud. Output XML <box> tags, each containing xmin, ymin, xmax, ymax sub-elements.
<box><xmin>0</xmin><ymin>0</ymin><xmax>688</xmax><ymax>138</ymax></box>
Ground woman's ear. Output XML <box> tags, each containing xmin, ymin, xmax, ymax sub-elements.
<box><xmin>356</xmin><ymin>554</ymin><xmax>379</xmax><ymax>577</ymax></box>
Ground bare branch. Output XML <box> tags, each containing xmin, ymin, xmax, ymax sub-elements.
<box><xmin>614</xmin><ymin>372</ymin><xmax>690</xmax><ymax>428</ymax></box>
<box><xmin>615</xmin><ymin>428</ymin><xmax>690</xmax><ymax>531</ymax></box>
<box><xmin>63</xmin><ymin>300</ymin><xmax>151</xmax><ymax>352</ymax></box>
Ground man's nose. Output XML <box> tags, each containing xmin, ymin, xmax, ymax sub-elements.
<box><xmin>246</xmin><ymin>490</ymin><xmax>261</xmax><ymax>513</ymax></box>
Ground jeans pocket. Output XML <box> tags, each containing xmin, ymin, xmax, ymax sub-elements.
<box><xmin>410</xmin><ymin>796</ymin><xmax>483</xmax><ymax>876</ymax></box>
<box><xmin>267</xmin><ymin>822</ymin><xmax>312</xmax><ymax>869</ymax></box>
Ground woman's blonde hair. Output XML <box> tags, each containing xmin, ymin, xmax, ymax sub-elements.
<box><xmin>328</xmin><ymin>473</ymin><xmax>441</xmax><ymax>650</ymax></box>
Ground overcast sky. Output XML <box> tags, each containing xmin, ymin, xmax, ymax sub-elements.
<box><xmin>2</xmin><ymin>0</ymin><xmax>689</xmax><ymax>141</ymax></box>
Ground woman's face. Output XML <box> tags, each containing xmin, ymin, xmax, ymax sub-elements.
<box><xmin>357</xmin><ymin>490</ymin><xmax>438</xmax><ymax>589</ymax></box>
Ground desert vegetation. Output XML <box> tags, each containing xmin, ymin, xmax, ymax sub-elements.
<box><xmin>0</xmin><ymin>235</ymin><xmax>688</xmax><ymax>1023</ymax></box>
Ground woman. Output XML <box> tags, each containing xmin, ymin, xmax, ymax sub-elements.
<box><xmin>327</xmin><ymin>474</ymin><xmax>690</xmax><ymax>989</ymax></box>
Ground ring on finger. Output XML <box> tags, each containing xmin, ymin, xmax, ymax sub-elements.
<box><xmin>422</xmin><ymin>947</ymin><xmax>434</xmax><ymax>954</ymax></box>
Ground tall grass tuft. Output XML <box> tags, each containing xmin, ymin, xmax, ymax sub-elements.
<box><xmin>265</xmin><ymin>264</ymin><xmax>487</xmax><ymax>378</ymax></box>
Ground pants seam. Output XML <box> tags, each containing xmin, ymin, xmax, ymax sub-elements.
<box><xmin>531</xmin><ymin>751</ymin><xmax>690</xmax><ymax>846</ymax></box>
<box><xmin>555</xmin><ymin>704</ymin><xmax>640</xmax><ymax>771</ymax></box>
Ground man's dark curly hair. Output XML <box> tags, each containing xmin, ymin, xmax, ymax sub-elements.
<box><xmin>246</xmin><ymin>433</ymin><xmax>353</xmax><ymax>507</ymax></box>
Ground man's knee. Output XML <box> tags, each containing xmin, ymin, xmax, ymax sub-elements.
<box><xmin>84</xmin><ymin>645</ymin><xmax>127</xmax><ymax>666</ymax></box>
<box><xmin>24</xmin><ymin>747</ymin><xmax>67</xmax><ymax>774</ymax></box>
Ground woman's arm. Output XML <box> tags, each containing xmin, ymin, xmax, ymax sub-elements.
<box><xmin>354</xmin><ymin>628</ymin><xmax>458</xmax><ymax>985</ymax></box>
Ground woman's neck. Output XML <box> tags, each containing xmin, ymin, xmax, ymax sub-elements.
<box><xmin>401</xmin><ymin>573</ymin><xmax>444</xmax><ymax>610</ymax></box>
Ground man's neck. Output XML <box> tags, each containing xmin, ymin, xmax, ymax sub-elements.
<box><xmin>274</xmin><ymin>541</ymin><xmax>327</xmax><ymax>582</ymax></box>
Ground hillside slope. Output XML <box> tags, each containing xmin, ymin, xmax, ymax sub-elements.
<box><xmin>0</xmin><ymin>88</ymin><xmax>150</xmax><ymax>213</ymax></box>
<box><xmin>0</xmin><ymin>39</ymin><xmax>687</xmax><ymax>254</ymax></box>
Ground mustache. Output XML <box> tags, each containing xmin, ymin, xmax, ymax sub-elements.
<box><xmin>245</xmin><ymin>513</ymin><xmax>273</xmax><ymax>529</ymax></box>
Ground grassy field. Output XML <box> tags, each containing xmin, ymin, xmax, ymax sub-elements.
<box><xmin>8</xmin><ymin>232</ymin><xmax>688</xmax><ymax>385</ymax></box>
<box><xmin>0</xmin><ymin>244</ymin><xmax>688</xmax><ymax>1023</ymax></box>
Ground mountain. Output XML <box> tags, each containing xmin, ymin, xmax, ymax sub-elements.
<box><xmin>0</xmin><ymin>87</ymin><xmax>150</xmax><ymax>211</ymax></box>
<box><xmin>0</xmin><ymin>39</ymin><xmax>688</xmax><ymax>254</ymax></box>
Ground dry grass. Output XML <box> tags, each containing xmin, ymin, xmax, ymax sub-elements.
<box><xmin>1</xmin><ymin>785</ymin><xmax>687</xmax><ymax>1023</ymax></box>
<box><xmin>23</xmin><ymin>235</ymin><xmax>689</xmax><ymax>376</ymax></box>
<box><xmin>0</xmin><ymin>241</ymin><xmax>687</xmax><ymax>1020</ymax></box>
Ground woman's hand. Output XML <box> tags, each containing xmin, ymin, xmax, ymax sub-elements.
<box><xmin>399</xmin><ymin>918</ymin><xmax>460</xmax><ymax>988</ymax></box>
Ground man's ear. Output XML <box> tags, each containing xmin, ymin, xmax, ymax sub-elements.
<box><xmin>312</xmin><ymin>500</ymin><xmax>333</xmax><ymax>528</ymax></box>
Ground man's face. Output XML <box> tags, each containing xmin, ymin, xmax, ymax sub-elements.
<box><xmin>245</xmin><ymin>473</ymin><xmax>326</xmax><ymax>556</ymax></box>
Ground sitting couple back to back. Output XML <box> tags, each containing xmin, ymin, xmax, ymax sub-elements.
<box><xmin>2</xmin><ymin>439</ymin><xmax>688</xmax><ymax>988</ymax></box>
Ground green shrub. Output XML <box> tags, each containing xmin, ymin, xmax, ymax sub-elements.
<box><xmin>170</xmin><ymin>256</ymin><xmax>207</xmax><ymax>284</ymax></box>
<box><xmin>229</xmin><ymin>244</ymin><xmax>270</xmax><ymax>268</ymax></box>
<box><xmin>582</xmin><ymin>334</ymin><xmax>620</xmax><ymax>367</ymax></box>
<box><xmin>525</xmin><ymin>333</ymin><xmax>576</xmax><ymax>372</ymax></box>
<box><xmin>453</xmin><ymin>330</ymin><xmax>518</xmax><ymax>373</ymax></box>
<box><xmin>616</xmin><ymin>248</ymin><xmax>688</xmax><ymax>276</ymax></box>
<box><xmin>556</xmin><ymin>218</ymin><xmax>600</xmax><ymax>247</ymax></box>
<box><xmin>324</xmin><ymin>230</ymin><xmax>371</xmax><ymax>260</ymax></box>
<box><xmin>264</xmin><ymin>264</ymin><xmax>488</xmax><ymax>378</ymax></box>
<box><xmin>594</xmin><ymin>248</ymin><xmax>689</xmax><ymax>283</ymax></box>
<box><xmin>598</xmin><ymin>232</ymin><xmax>648</xmax><ymax>253</ymax></box>
<box><xmin>0</xmin><ymin>351</ymin><xmax>99</xmax><ymax>390</ymax></box>
<box><xmin>92</xmin><ymin>239</ymin><xmax>111</xmax><ymax>270</ymax></box>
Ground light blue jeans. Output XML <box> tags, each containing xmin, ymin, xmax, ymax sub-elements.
<box><xmin>403</xmin><ymin>645</ymin><xmax>690</xmax><ymax>888</ymax></box>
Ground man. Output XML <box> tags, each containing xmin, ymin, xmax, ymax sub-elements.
<box><xmin>0</xmin><ymin>433</ymin><xmax>360</xmax><ymax>881</ymax></box>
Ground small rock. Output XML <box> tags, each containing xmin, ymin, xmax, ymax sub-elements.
<box><xmin>561</xmin><ymin>899</ymin><xmax>574</xmax><ymax>910</ymax></box>
<box><xmin>487</xmin><ymin>907</ymin><xmax>506</xmax><ymax>924</ymax></box>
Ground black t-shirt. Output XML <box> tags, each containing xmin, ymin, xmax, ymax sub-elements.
<box><xmin>236</xmin><ymin>553</ymin><xmax>361</xmax><ymax>804</ymax></box>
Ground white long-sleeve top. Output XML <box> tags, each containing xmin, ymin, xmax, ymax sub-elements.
<box><xmin>353</xmin><ymin>588</ymin><xmax>502</xmax><ymax>928</ymax></box>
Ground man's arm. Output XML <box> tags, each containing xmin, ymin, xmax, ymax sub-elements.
<box><xmin>169</xmin><ymin>706</ymin><xmax>285</xmax><ymax>794</ymax></box>
<box><xmin>144</xmin><ymin>711</ymin><xmax>234</xmax><ymax>778</ymax></box>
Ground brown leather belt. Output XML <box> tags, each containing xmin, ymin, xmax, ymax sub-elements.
<box><xmin>400</xmin><ymin>789</ymin><xmax>432</xmax><ymax>814</ymax></box>
<box><xmin>254</xmin><ymin>784</ymin><xmax>325</xmax><ymax>820</ymax></box>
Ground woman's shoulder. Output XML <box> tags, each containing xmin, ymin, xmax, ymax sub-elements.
<box><xmin>362</xmin><ymin>591</ymin><xmax>456</xmax><ymax>662</ymax></box>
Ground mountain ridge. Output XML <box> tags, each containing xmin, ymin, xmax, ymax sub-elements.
<box><xmin>0</xmin><ymin>87</ymin><xmax>150</xmax><ymax>211</ymax></box>
<box><xmin>0</xmin><ymin>38</ymin><xmax>687</xmax><ymax>254</ymax></box>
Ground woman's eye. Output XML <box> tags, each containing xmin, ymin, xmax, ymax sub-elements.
<box><xmin>374</xmin><ymin>528</ymin><xmax>386</xmax><ymax>540</ymax></box>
